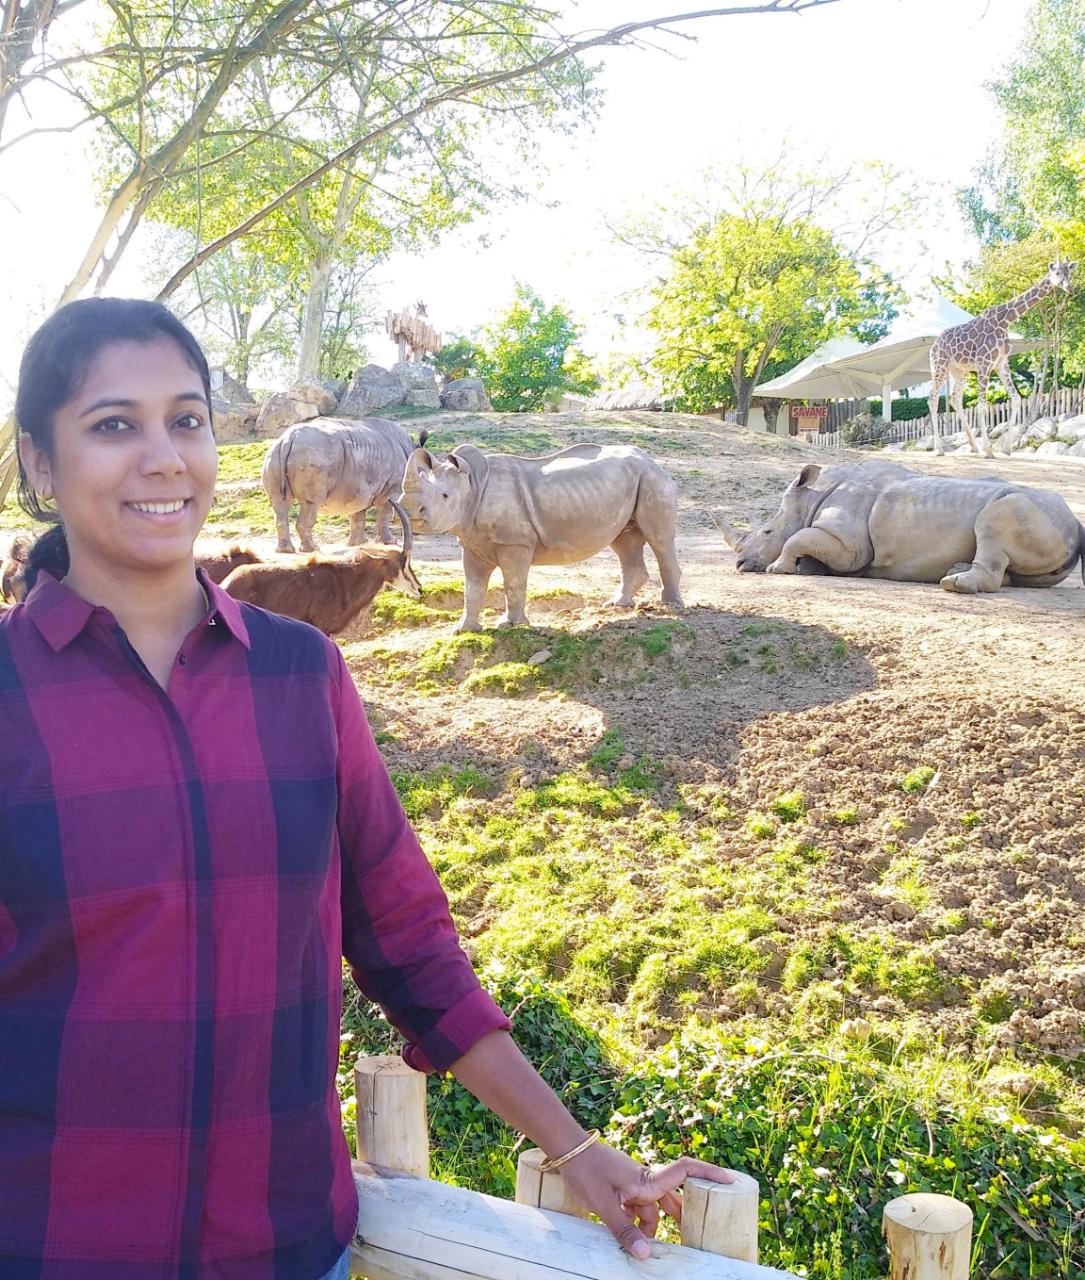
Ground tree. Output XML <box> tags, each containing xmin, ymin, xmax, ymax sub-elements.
<box><xmin>961</xmin><ymin>0</ymin><xmax>1085</xmax><ymax>240</ymax></box>
<box><xmin>473</xmin><ymin>285</ymin><xmax>598</xmax><ymax>412</ymax></box>
<box><xmin>630</xmin><ymin>160</ymin><xmax>904</xmax><ymax>421</ymax></box>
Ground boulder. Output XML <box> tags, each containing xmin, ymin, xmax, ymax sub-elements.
<box><xmin>219</xmin><ymin>371</ymin><xmax>256</xmax><ymax>404</ymax></box>
<box><xmin>1056</xmin><ymin>413</ymin><xmax>1085</xmax><ymax>441</ymax></box>
<box><xmin>1068</xmin><ymin>439</ymin><xmax>1085</xmax><ymax>457</ymax></box>
<box><xmin>392</xmin><ymin>361</ymin><xmax>438</xmax><ymax>393</ymax></box>
<box><xmin>212</xmin><ymin>398</ymin><xmax>258</xmax><ymax>443</ymax></box>
<box><xmin>405</xmin><ymin>388</ymin><xmax>441</xmax><ymax>409</ymax></box>
<box><xmin>1024</xmin><ymin>416</ymin><xmax>1056</xmax><ymax>444</ymax></box>
<box><xmin>254</xmin><ymin>391</ymin><xmax>320</xmax><ymax>437</ymax></box>
<box><xmin>321</xmin><ymin>377</ymin><xmax>347</xmax><ymax>403</ymax></box>
<box><xmin>338</xmin><ymin>364</ymin><xmax>407</xmax><ymax>416</ymax></box>
<box><xmin>1034</xmin><ymin>440</ymin><xmax>1070</xmax><ymax>457</ymax></box>
<box><xmin>440</xmin><ymin>377</ymin><xmax>493</xmax><ymax>412</ymax></box>
<box><xmin>287</xmin><ymin>379</ymin><xmax>338</xmax><ymax>415</ymax></box>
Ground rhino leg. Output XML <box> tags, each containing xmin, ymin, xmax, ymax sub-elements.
<box><xmin>456</xmin><ymin>548</ymin><xmax>497</xmax><ymax>633</ymax></box>
<box><xmin>373</xmin><ymin>498</ymin><xmax>396</xmax><ymax>545</ymax></box>
<box><xmin>270</xmin><ymin>497</ymin><xmax>295</xmax><ymax>554</ymax></box>
<box><xmin>610</xmin><ymin>528</ymin><xmax>650</xmax><ymax>606</ymax></box>
<box><xmin>768</xmin><ymin>527</ymin><xmax>859</xmax><ymax>575</ymax></box>
<box><xmin>348</xmin><ymin>509</ymin><xmax>370</xmax><ymax>545</ymax></box>
<box><xmin>940</xmin><ymin>493</ymin><xmax>1050</xmax><ymax>594</ymax></box>
<box><xmin>631</xmin><ymin>474</ymin><xmax>683</xmax><ymax>606</ymax></box>
<box><xmin>494</xmin><ymin>544</ymin><xmax>532</xmax><ymax>628</ymax></box>
<box><xmin>296</xmin><ymin>501</ymin><xmax>320</xmax><ymax>553</ymax></box>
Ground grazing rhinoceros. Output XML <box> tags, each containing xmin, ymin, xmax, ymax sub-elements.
<box><xmin>718</xmin><ymin>461</ymin><xmax>1085</xmax><ymax>593</ymax></box>
<box><xmin>262</xmin><ymin>417</ymin><xmax>414</xmax><ymax>553</ymax></box>
<box><xmin>399</xmin><ymin>442</ymin><xmax>683</xmax><ymax>631</ymax></box>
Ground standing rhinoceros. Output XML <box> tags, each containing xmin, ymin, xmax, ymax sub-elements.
<box><xmin>399</xmin><ymin>442</ymin><xmax>683</xmax><ymax>631</ymax></box>
<box><xmin>719</xmin><ymin>461</ymin><xmax>1085</xmax><ymax>592</ymax></box>
<box><xmin>262</xmin><ymin>417</ymin><xmax>414</xmax><ymax>553</ymax></box>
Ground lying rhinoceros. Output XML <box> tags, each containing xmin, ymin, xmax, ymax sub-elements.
<box><xmin>399</xmin><ymin>442</ymin><xmax>683</xmax><ymax>631</ymax></box>
<box><xmin>262</xmin><ymin>417</ymin><xmax>414</xmax><ymax>553</ymax></box>
<box><xmin>719</xmin><ymin>462</ymin><xmax>1085</xmax><ymax>593</ymax></box>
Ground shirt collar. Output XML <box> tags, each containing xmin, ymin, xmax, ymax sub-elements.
<box><xmin>25</xmin><ymin>566</ymin><xmax>251</xmax><ymax>653</ymax></box>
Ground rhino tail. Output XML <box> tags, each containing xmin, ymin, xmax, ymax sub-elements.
<box><xmin>278</xmin><ymin>431</ymin><xmax>295</xmax><ymax>502</ymax></box>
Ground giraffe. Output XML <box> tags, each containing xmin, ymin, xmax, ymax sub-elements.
<box><xmin>927</xmin><ymin>260</ymin><xmax>1074</xmax><ymax>457</ymax></box>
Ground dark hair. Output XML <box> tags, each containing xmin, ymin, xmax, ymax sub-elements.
<box><xmin>15</xmin><ymin>298</ymin><xmax>212</xmax><ymax>593</ymax></box>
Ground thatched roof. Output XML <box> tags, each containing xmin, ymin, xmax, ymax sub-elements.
<box><xmin>587</xmin><ymin>383</ymin><xmax>669</xmax><ymax>412</ymax></box>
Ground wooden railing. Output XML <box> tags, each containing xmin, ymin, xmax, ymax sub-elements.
<box><xmin>346</xmin><ymin>1056</ymin><xmax>974</xmax><ymax>1280</ymax></box>
<box><xmin>810</xmin><ymin>387</ymin><xmax>1085</xmax><ymax>451</ymax></box>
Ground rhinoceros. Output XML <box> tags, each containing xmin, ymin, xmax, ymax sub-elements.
<box><xmin>399</xmin><ymin>442</ymin><xmax>683</xmax><ymax>631</ymax></box>
<box><xmin>262</xmin><ymin>417</ymin><xmax>414</xmax><ymax>553</ymax></box>
<box><xmin>719</xmin><ymin>461</ymin><xmax>1085</xmax><ymax>592</ymax></box>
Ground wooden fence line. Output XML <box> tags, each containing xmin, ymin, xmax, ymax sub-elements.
<box><xmin>346</xmin><ymin>1055</ymin><xmax>972</xmax><ymax>1280</ymax></box>
<box><xmin>809</xmin><ymin>387</ymin><xmax>1085</xmax><ymax>451</ymax></box>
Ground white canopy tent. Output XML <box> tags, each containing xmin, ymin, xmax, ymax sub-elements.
<box><xmin>754</xmin><ymin>298</ymin><xmax>1040</xmax><ymax>420</ymax></box>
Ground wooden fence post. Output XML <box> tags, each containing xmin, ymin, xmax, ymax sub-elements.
<box><xmin>882</xmin><ymin>1193</ymin><xmax>972</xmax><ymax>1280</ymax></box>
<box><xmin>681</xmin><ymin>1172</ymin><xmax>760</xmax><ymax>1263</ymax></box>
<box><xmin>353</xmin><ymin>1055</ymin><xmax>429</xmax><ymax>1178</ymax></box>
<box><xmin>515</xmin><ymin>1148</ymin><xmax>590</xmax><ymax>1218</ymax></box>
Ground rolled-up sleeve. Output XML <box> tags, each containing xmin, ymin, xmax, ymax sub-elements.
<box><xmin>330</xmin><ymin>646</ymin><xmax>510</xmax><ymax>1072</ymax></box>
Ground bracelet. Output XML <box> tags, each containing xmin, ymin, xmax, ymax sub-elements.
<box><xmin>537</xmin><ymin>1129</ymin><xmax>601</xmax><ymax>1173</ymax></box>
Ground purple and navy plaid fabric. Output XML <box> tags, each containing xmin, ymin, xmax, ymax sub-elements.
<box><xmin>0</xmin><ymin>571</ymin><xmax>509</xmax><ymax>1279</ymax></box>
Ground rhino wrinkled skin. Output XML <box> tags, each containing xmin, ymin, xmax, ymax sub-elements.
<box><xmin>720</xmin><ymin>462</ymin><xmax>1085</xmax><ymax>593</ymax></box>
<box><xmin>399</xmin><ymin>442</ymin><xmax>683</xmax><ymax>631</ymax></box>
<box><xmin>262</xmin><ymin>416</ymin><xmax>414</xmax><ymax>553</ymax></box>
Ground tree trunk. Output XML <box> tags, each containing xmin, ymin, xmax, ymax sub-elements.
<box><xmin>296</xmin><ymin>252</ymin><xmax>334</xmax><ymax>380</ymax></box>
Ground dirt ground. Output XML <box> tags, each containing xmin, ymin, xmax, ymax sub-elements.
<box><xmin>336</xmin><ymin>415</ymin><xmax>1085</xmax><ymax>1060</ymax></box>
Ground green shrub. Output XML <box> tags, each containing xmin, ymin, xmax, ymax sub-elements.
<box><xmin>610</xmin><ymin>1031</ymin><xmax>1085</xmax><ymax>1279</ymax></box>
<box><xmin>340</xmin><ymin>972</ymin><xmax>619</xmax><ymax>1195</ymax></box>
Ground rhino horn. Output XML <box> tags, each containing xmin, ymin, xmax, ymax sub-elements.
<box><xmin>713</xmin><ymin>514</ymin><xmax>745</xmax><ymax>550</ymax></box>
<box><xmin>389</xmin><ymin>498</ymin><xmax>413</xmax><ymax>559</ymax></box>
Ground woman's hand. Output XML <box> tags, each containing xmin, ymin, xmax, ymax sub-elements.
<box><xmin>556</xmin><ymin>1140</ymin><xmax>737</xmax><ymax>1259</ymax></box>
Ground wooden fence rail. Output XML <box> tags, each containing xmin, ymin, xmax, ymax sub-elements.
<box><xmin>810</xmin><ymin>387</ymin><xmax>1085</xmax><ymax>451</ymax></box>
<box><xmin>346</xmin><ymin>1056</ymin><xmax>973</xmax><ymax>1280</ymax></box>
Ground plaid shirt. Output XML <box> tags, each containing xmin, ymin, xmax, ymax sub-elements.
<box><xmin>0</xmin><ymin>571</ymin><xmax>509</xmax><ymax>1279</ymax></box>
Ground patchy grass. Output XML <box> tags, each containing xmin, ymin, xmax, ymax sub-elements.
<box><xmin>900</xmin><ymin>766</ymin><xmax>937</xmax><ymax>795</ymax></box>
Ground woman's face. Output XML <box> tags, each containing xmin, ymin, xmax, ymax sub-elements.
<box><xmin>20</xmin><ymin>337</ymin><xmax>217</xmax><ymax>579</ymax></box>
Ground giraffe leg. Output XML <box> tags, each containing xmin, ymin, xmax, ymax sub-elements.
<box><xmin>974</xmin><ymin>367</ymin><xmax>994</xmax><ymax>457</ymax></box>
<box><xmin>928</xmin><ymin>359</ymin><xmax>948</xmax><ymax>455</ymax></box>
<box><xmin>951</xmin><ymin>373</ymin><xmax>978</xmax><ymax>453</ymax></box>
<box><xmin>993</xmin><ymin>355</ymin><xmax>1023</xmax><ymax>445</ymax></box>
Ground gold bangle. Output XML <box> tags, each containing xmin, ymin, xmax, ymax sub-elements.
<box><xmin>537</xmin><ymin>1129</ymin><xmax>601</xmax><ymax>1173</ymax></box>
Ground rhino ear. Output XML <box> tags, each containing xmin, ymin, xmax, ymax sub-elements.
<box><xmin>409</xmin><ymin>447</ymin><xmax>434</xmax><ymax>473</ymax></box>
<box><xmin>794</xmin><ymin>463</ymin><xmax>822</xmax><ymax>489</ymax></box>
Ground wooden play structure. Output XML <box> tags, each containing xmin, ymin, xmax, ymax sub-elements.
<box><xmin>386</xmin><ymin>302</ymin><xmax>443</xmax><ymax>363</ymax></box>
<box><xmin>347</xmin><ymin>1056</ymin><xmax>975</xmax><ymax>1280</ymax></box>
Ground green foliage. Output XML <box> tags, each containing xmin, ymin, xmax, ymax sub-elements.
<box><xmin>771</xmin><ymin>792</ymin><xmax>806</xmax><ymax>823</ymax></box>
<box><xmin>339</xmin><ymin>972</ymin><xmax>619</xmax><ymax>1196</ymax></box>
<box><xmin>472</xmin><ymin>285</ymin><xmax>600</xmax><ymax>411</ymax></box>
<box><xmin>428</xmin><ymin>336</ymin><xmax>483</xmax><ymax>382</ymax></box>
<box><xmin>611</xmin><ymin>1031</ymin><xmax>1085</xmax><ymax>1279</ymax></box>
<box><xmin>900</xmin><ymin>766</ymin><xmax>937</xmax><ymax>796</ymax></box>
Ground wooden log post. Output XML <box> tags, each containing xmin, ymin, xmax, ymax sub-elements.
<box><xmin>882</xmin><ymin>1193</ymin><xmax>973</xmax><ymax>1280</ymax></box>
<box><xmin>681</xmin><ymin>1172</ymin><xmax>761</xmax><ymax>1263</ymax></box>
<box><xmin>353</xmin><ymin>1055</ymin><xmax>429</xmax><ymax>1178</ymax></box>
<box><xmin>515</xmin><ymin>1147</ymin><xmax>590</xmax><ymax>1219</ymax></box>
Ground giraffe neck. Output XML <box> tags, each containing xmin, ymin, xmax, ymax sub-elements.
<box><xmin>990</xmin><ymin>278</ymin><xmax>1053</xmax><ymax>326</ymax></box>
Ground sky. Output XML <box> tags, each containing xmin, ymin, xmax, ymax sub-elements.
<box><xmin>0</xmin><ymin>0</ymin><xmax>1030</xmax><ymax>389</ymax></box>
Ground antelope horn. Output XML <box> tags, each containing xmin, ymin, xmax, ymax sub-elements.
<box><xmin>389</xmin><ymin>498</ymin><xmax>413</xmax><ymax>559</ymax></box>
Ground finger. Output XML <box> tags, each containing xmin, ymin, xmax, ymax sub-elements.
<box><xmin>633</xmin><ymin>1198</ymin><xmax>660</xmax><ymax>1239</ymax></box>
<box><xmin>640</xmin><ymin>1158</ymin><xmax>737</xmax><ymax>1199</ymax></box>
<box><xmin>598</xmin><ymin>1206</ymin><xmax>653</xmax><ymax>1261</ymax></box>
<box><xmin>658</xmin><ymin>1189</ymin><xmax>683</xmax><ymax>1221</ymax></box>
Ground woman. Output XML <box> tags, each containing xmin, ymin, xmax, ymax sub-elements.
<box><xmin>0</xmin><ymin>298</ymin><xmax>734</xmax><ymax>1279</ymax></box>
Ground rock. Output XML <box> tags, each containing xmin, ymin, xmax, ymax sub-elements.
<box><xmin>288</xmin><ymin>379</ymin><xmax>338</xmax><ymax>414</ymax></box>
<box><xmin>338</xmin><ymin>364</ymin><xmax>407</xmax><ymax>416</ymax></box>
<box><xmin>254</xmin><ymin>390</ymin><xmax>319</xmax><ymax>437</ymax></box>
<box><xmin>440</xmin><ymin>377</ymin><xmax>493</xmax><ymax>412</ymax></box>
<box><xmin>1056</xmin><ymin>413</ymin><xmax>1085</xmax><ymax>441</ymax></box>
<box><xmin>405</xmin><ymin>388</ymin><xmax>441</xmax><ymax>409</ymax></box>
<box><xmin>1034</xmin><ymin>440</ymin><xmax>1070</xmax><ymax>457</ymax></box>
<box><xmin>211</xmin><ymin>397</ymin><xmax>258</xmax><ymax>442</ymax></box>
<box><xmin>321</xmin><ymin>377</ymin><xmax>347</xmax><ymax>403</ymax></box>
<box><xmin>218</xmin><ymin>371</ymin><xmax>255</xmax><ymax>404</ymax></box>
<box><xmin>392</xmin><ymin>361</ymin><xmax>438</xmax><ymax>392</ymax></box>
<box><xmin>1068</xmin><ymin>439</ymin><xmax>1085</xmax><ymax>458</ymax></box>
<box><xmin>840</xmin><ymin>1017</ymin><xmax>872</xmax><ymax>1042</ymax></box>
<box><xmin>1024</xmin><ymin>415</ymin><xmax>1056</xmax><ymax>444</ymax></box>
<box><xmin>526</xmin><ymin>649</ymin><xmax>551</xmax><ymax>666</ymax></box>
